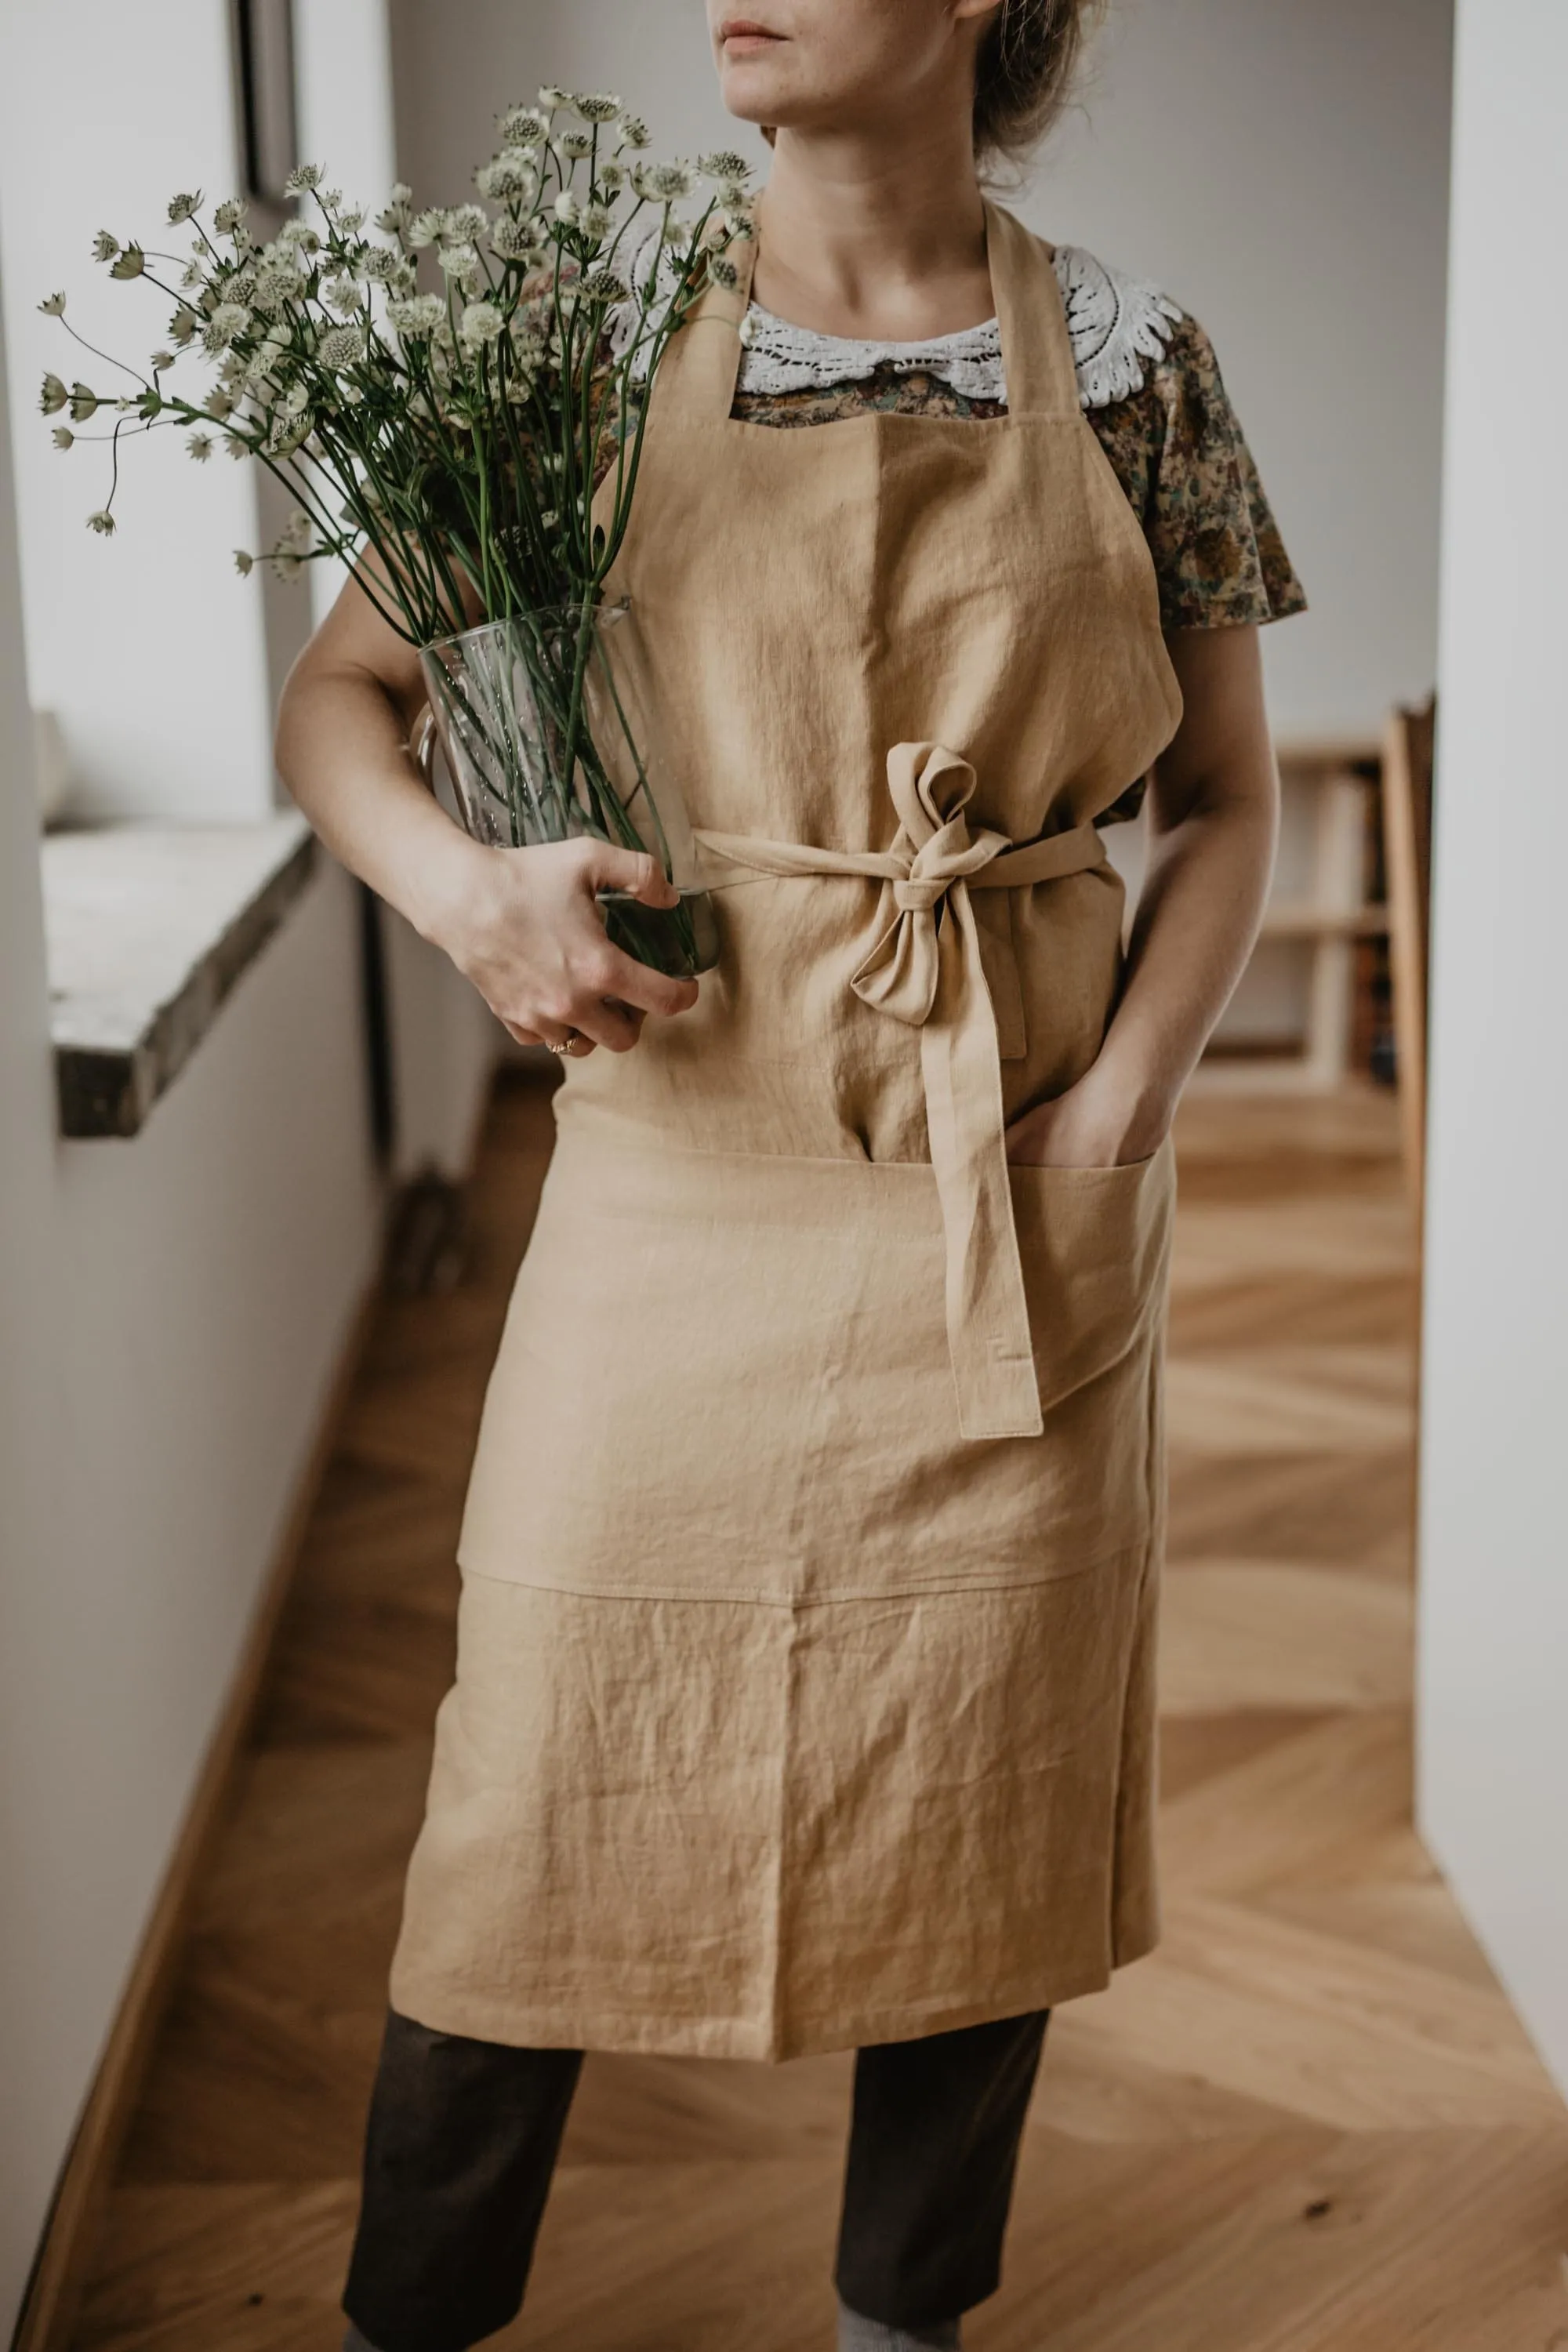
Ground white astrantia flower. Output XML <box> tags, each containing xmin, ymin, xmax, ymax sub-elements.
<box><xmin>476</xmin><ymin>152</ymin><xmax>537</xmax><ymax>201</ymax></box>
<box><xmin>580</xmin><ymin>204</ymin><xmax>612</xmax><ymax>242</ymax></box>
<box><xmin>225</xmin><ymin>433</ymin><xmax>250</xmax><ymax>459</ymax></box>
<box><xmin>92</xmin><ymin>230</ymin><xmax>119</xmax><ymax>263</ymax></box>
<box><xmin>167</xmin><ymin>191</ymin><xmax>201</xmax><ymax>223</ymax></box>
<box><xmin>85</xmin><ymin>510</ymin><xmax>115</xmax><ymax>535</ymax></box>
<box><xmin>52</xmin><ymin>426</ymin><xmax>74</xmax><ymax>450</ymax></box>
<box><xmin>572</xmin><ymin>93</ymin><xmax>621</xmax><ymax>122</ymax></box>
<box><xmin>437</xmin><ymin>241</ymin><xmax>479</xmax><ymax>277</ymax></box>
<box><xmin>645</xmin><ymin>162</ymin><xmax>694</xmax><ymax>201</ymax></box>
<box><xmin>223</xmin><ymin>267</ymin><xmax>260</xmax><ymax>304</ymax></box>
<box><xmin>234</xmin><ymin>548</ymin><xmax>254</xmax><ymax>575</ymax></box>
<box><xmin>497</xmin><ymin>105</ymin><xmax>548</xmax><ymax>147</ymax></box>
<box><xmin>737</xmin><ymin>313</ymin><xmax>756</xmax><ymax>347</ymax></box>
<box><xmin>362</xmin><ymin>247</ymin><xmax>400</xmax><ymax>282</ymax></box>
<box><xmin>618</xmin><ymin>114</ymin><xmax>651</xmax><ymax>150</ymax></box>
<box><xmin>202</xmin><ymin>302</ymin><xmax>252</xmax><ymax>353</ymax></box>
<box><xmin>214</xmin><ymin>198</ymin><xmax>248</xmax><ymax>236</ymax></box>
<box><xmin>490</xmin><ymin>216</ymin><xmax>542</xmax><ymax>263</ymax></box>
<box><xmin>187</xmin><ymin>432</ymin><xmax>213</xmax><ymax>460</ymax></box>
<box><xmin>251</xmin><ymin>267</ymin><xmax>297</xmax><ymax>317</ymax></box>
<box><xmin>537</xmin><ymin>85</ymin><xmax>570</xmax><ymax>109</ymax></box>
<box><xmin>445</xmin><ymin>204</ymin><xmax>490</xmax><ymax>245</ymax></box>
<box><xmin>38</xmin><ymin>291</ymin><xmax>67</xmax><ymax>316</ymax></box>
<box><xmin>554</xmin><ymin>191</ymin><xmax>582</xmax><ymax>227</ymax></box>
<box><xmin>110</xmin><ymin>246</ymin><xmax>146</xmax><ymax>280</ymax></box>
<box><xmin>698</xmin><ymin>150</ymin><xmax>752</xmax><ymax>182</ymax></box>
<box><xmin>205</xmin><ymin>385</ymin><xmax>235</xmax><ymax>419</ymax></box>
<box><xmin>387</xmin><ymin>293</ymin><xmax>448</xmax><ymax>336</ymax></box>
<box><xmin>555</xmin><ymin>131</ymin><xmax>593</xmax><ymax>162</ymax></box>
<box><xmin>579</xmin><ymin>268</ymin><xmax>629</xmax><ymax>305</ymax></box>
<box><xmin>596</xmin><ymin>160</ymin><xmax>627</xmax><ymax>192</ymax></box>
<box><xmin>169</xmin><ymin>307</ymin><xmax>198</xmax><ymax>347</ymax></box>
<box><xmin>68</xmin><ymin>385</ymin><xmax>100</xmax><ymax>422</ymax></box>
<box><xmin>708</xmin><ymin>256</ymin><xmax>739</xmax><ymax>291</ymax></box>
<box><xmin>281</xmin><ymin>380</ymin><xmax>311</xmax><ymax>417</ymax></box>
<box><xmin>284</xmin><ymin>163</ymin><xmax>324</xmax><ymax>194</ymax></box>
<box><xmin>337</xmin><ymin>205</ymin><xmax>366</xmax><ymax>237</ymax></box>
<box><xmin>150</xmin><ymin>349</ymin><xmax>176</xmax><ymax>372</ymax></box>
<box><xmin>318</xmin><ymin>325</ymin><xmax>364</xmax><ymax>368</ymax></box>
<box><xmin>659</xmin><ymin>212</ymin><xmax>689</xmax><ymax>248</ymax></box>
<box><xmin>275</xmin><ymin>220</ymin><xmax>321</xmax><ymax>255</ymax></box>
<box><xmin>323</xmin><ymin>276</ymin><xmax>366</xmax><ymax>313</ymax></box>
<box><xmin>459</xmin><ymin>300</ymin><xmax>503</xmax><ymax>349</ymax></box>
<box><xmin>408</xmin><ymin>208</ymin><xmax>448</xmax><ymax>249</ymax></box>
<box><xmin>39</xmin><ymin>373</ymin><xmax>67</xmax><ymax>413</ymax></box>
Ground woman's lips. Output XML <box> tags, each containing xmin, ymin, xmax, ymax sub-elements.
<box><xmin>720</xmin><ymin>20</ymin><xmax>784</xmax><ymax>51</ymax></box>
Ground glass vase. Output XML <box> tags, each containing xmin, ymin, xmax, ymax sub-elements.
<box><xmin>416</xmin><ymin>600</ymin><xmax>720</xmax><ymax>979</ymax></box>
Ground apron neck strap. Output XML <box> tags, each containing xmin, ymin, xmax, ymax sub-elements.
<box><xmin>982</xmin><ymin>199</ymin><xmax>1076</xmax><ymax>419</ymax></box>
<box><xmin>649</xmin><ymin>227</ymin><xmax>758</xmax><ymax>422</ymax></box>
<box><xmin>653</xmin><ymin>198</ymin><xmax>1075</xmax><ymax>423</ymax></box>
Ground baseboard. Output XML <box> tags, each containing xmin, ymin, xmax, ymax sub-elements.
<box><xmin>9</xmin><ymin>1276</ymin><xmax>383</xmax><ymax>2352</ymax></box>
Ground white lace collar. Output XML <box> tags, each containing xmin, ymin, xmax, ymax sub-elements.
<box><xmin>612</xmin><ymin>243</ymin><xmax>1182</xmax><ymax>414</ymax></box>
<box><xmin>737</xmin><ymin>248</ymin><xmax>1181</xmax><ymax>411</ymax></box>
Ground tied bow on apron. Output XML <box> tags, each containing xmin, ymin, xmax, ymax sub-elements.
<box><xmin>698</xmin><ymin>742</ymin><xmax>1110</xmax><ymax>1441</ymax></box>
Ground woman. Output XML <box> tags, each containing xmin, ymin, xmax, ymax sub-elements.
<box><xmin>278</xmin><ymin>2</ymin><xmax>1301</xmax><ymax>2346</ymax></box>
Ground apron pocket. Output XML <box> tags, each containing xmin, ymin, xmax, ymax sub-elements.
<box><xmin>1009</xmin><ymin>1135</ymin><xmax>1177</xmax><ymax>1417</ymax></box>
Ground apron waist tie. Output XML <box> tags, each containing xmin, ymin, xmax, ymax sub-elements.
<box><xmin>696</xmin><ymin>740</ymin><xmax>1109</xmax><ymax>1442</ymax></box>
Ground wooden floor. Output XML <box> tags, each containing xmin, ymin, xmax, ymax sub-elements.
<box><xmin>70</xmin><ymin>1075</ymin><xmax>1568</xmax><ymax>2352</ymax></box>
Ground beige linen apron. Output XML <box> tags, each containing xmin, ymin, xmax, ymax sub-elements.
<box><xmin>390</xmin><ymin>203</ymin><xmax>1185</xmax><ymax>2061</ymax></box>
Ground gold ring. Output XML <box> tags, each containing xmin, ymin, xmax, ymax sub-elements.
<box><xmin>546</xmin><ymin>1031</ymin><xmax>589</xmax><ymax>1058</ymax></box>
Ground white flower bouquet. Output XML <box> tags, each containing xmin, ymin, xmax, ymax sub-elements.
<box><xmin>40</xmin><ymin>90</ymin><xmax>756</xmax><ymax>976</ymax></box>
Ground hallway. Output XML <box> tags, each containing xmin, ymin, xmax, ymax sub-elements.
<box><xmin>67</xmin><ymin>1076</ymin><xmax>1568</xmax><ymax>2351</ymax></box>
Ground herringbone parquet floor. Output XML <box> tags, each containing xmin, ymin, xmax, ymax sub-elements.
<box><xmin>68</xmin><ymin>1074</ymin><xmax>1568</xmax><ymax>2352</ymax></box>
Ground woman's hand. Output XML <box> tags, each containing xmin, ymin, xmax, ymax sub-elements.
<box><xmin>274</xmin><ymin>574</ymin><xmax>699</xmax><ymax>1059</ymax></box>
<box><xmin>434</xmin><ymin>837</ymin><xmax>699</xmax><ymax>1055</ymax></box>
<box><xmin>1009</xmin><ymin>627</ymin><xmax>1281</xmax><ymax>1167</ymax></box>
<box><xmin>1005</xmin><ymin>1052</ymin><xmax>1172</xmax><ymax>1171</ymax></box>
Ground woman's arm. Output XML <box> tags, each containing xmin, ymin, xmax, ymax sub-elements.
<box><xmin>1006</xmin><ymin>623</ymin><xmax>1280</xmax><ymax>1166</ymax></box>
<box><xmin>274</xmin><ymin>570</ymin><xmax>699</xmax><ymax>1055</ymax></box>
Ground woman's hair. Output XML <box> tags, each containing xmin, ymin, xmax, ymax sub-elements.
<box><xmin>973</xmin><ymin>0</ymin><xmax>1099</xmax><ymax>170</ymax></box>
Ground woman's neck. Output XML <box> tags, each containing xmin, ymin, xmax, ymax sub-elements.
<box><xmin>751</xmin><ymin>120</ymin><xmax>993</xmax><ymax>343</ymax></box>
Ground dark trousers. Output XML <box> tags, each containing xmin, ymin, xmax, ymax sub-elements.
<box><xmin>344</xmin><ymin>2005</ymin><xmax>1049</xmax><ymax>2352</ymax></box>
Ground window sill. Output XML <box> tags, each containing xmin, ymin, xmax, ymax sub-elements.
<box><xmin>43</xmin><ymin>814</ymin><xmax>318</xmax><ymax>1138</ymax></box>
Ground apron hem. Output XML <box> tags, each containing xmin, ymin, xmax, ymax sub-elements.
<box><xmin>389</xmin><ymin>1934</ymin><xmax>1160</xmax><ymax>2065</ymax></box>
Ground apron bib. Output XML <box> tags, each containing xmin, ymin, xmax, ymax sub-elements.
<box><xmin>390</xmin><ymin>204</ymin><xmax>1185</xmax><ymax>2060</ymax></box>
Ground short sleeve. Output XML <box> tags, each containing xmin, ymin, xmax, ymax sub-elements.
<box><xmin>1085</xmin><ymin>311</ymin><xmax>1308</xmax><ymax>632</ymax></box>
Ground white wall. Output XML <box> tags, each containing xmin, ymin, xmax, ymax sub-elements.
<box><xmin>0</xmin><ymin>247</ymin><xmax>76</xmax><ymax>2350</ymax></box>
<box><xmin>0</xmin><ymin>0</ymin><xmax>277</xmax><ymax>821</ymax></box>
<box><xmin>1417</xmin><ymin>0</ymin><xmax>1568</xmax><ymax>2095</ymax></box>
<box><xmin>390</xmin><ymin>0</ymin><xmax>1453</xmax><ymax>749</ymax></box>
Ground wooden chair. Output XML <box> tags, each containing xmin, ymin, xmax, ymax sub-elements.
<box><xmin>1381</xmin><ymin>695</ymin><xmax>1436</xmax><ymax>1212</ymax></box>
